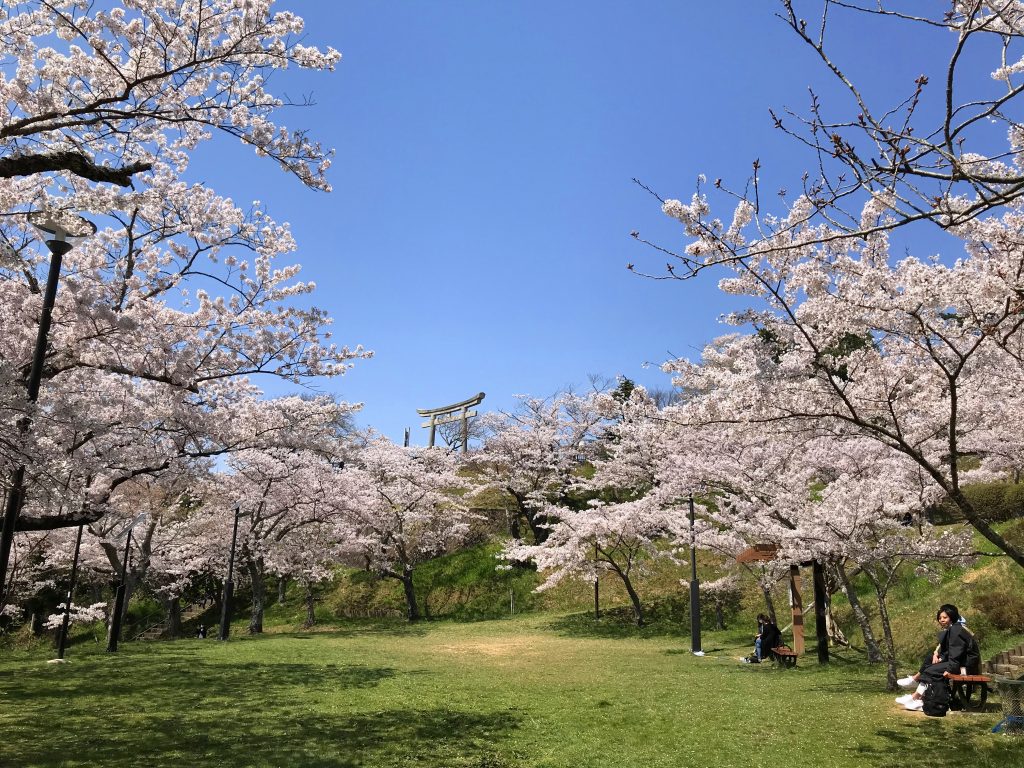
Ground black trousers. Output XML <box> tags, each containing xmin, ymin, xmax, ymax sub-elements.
<box><xmin>917</xmin><ymin>653</ymin><xmax>950</xmax><ymax>685</ymax></box>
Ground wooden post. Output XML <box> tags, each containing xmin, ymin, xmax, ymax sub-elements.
<box><xmin>812</xmin><ymin>560</ymin><xmax>830</xmax><ymax>664</ymax></box>
<box><xmin>789</xmin><ymin>564</ymin><xmax>804</xmax><ymax>656</ymax></box>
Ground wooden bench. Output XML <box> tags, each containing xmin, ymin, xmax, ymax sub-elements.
<box><xmin>946</xmin><ymin>673</ymin><xmax>992</xmax><ymax>711</ymax></box>
<box><xmin>772</xmin><ymin>645</ymin><xmax>799</xmax><ymax>668</ymax></box>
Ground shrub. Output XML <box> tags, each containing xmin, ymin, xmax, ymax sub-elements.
<box><xmin>928</xmin><ymin>481</ymin><xmax>1024</xmax><ymax>523</ymax></box>
<box><xmin>973</xmin><ymin>589</ymin><xmax>1024</xmax><ymax>632</ymax></box>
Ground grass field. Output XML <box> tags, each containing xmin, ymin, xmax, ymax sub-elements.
<box><xmin>2</xmin><ymin>615</ymin><xmax>1022</xmax><ymax>768</ymax></box>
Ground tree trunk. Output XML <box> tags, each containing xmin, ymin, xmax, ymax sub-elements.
<box><xmin>619</xmin><ymin>573</ymin><xmax>645</xmax><ymax>627</ymax></box>
<box><xmin>874</xmin><ymin>586</ymin><xmax>899</xmax><ymax>691</ymax></box>
<box><xmin>822</xmin><ymin>562</ymin><xmax>849</xmax><ymax>647</ymax></box>
<box><xmin>714</xmin><ymin>601</ymin><xmax>725</xmax><ymax>630</ymax></box>
<box><xmin>303</xmin><ymin>581</ymin><xmax>316</xmax><ymax>628</ymax></box>
<box><xmin>835</xmin><ymin>563</ymin><xmax>882</xmax><ymax>662</ymax></box>
<box><xmin>761</xmin><ymin>585</ymin><xmax>777</xmax><ymax>625</ymax></box>
<box><xmin>512</xmin><ymin>492</ymin><xmax>548</xmax><ymax>544</ymax></box>
<box><xmin>400</xmin><ymin>568</ymin><xmax>420</xmax><ymax>622</ymax></box>
<box><xmin>525</xmin><ymin>511</ymin><xmax>550</xmax><ymax>544</ymax></box>
<box><xmin>165</xmin><ymin>596</ymin><xmax>182</xmax><ymax>638</ymax></box>
<box><xmin>278</xmin><ymin>576</ymin><xmax>287</xmax><ymax>605</ymax></box>
<box><xmin>248</xmin><ymin>558</ymin><xmax>265</xmax><ymax>635</ymax></box>
<box><xmin>825</xmin><ymin>604</ymin><xmax>848</xmax><ymax>647</ymax></box>
<box><xmin>505</xmin><ymin>502</ymin><xmax>522</xmax><ymax>540</ymax></box>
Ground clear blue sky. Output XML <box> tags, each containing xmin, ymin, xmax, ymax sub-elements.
<box><xmin>193</xmin><ymin>1</ymin><xmax>963</xmax><ymax>444</ymax></box>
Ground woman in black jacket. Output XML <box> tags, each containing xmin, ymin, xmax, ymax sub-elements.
<box><xmin>895</xmin><ymin>603</ymin><xmax>980</xmax><ymax>710</ymax></box>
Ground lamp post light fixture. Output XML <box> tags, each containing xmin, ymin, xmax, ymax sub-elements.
<box><xmin>689</xmin><ymin>494</ymin><xmax>703</xmax><ymax>655</ymax></box>
<box><xmin>0</xmin><ymin>211</ymin><xmax>96</xmax><ymax>608</ymax></box>
<box><xmin>219</xmin><ymin>503</ymin><xmax>243</xmax><ymax>641</ymax></box>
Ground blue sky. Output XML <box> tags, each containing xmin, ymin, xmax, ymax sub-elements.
<box><xmin>194</xmin><ymin>1</ymin><xmax>969</xmax><ymax>444</ymax></box>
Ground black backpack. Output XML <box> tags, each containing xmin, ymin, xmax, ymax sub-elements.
<box><xmin>922</xmin><ymin>681</ymin><xmax>950</xmax><ymax>717</ymax></box>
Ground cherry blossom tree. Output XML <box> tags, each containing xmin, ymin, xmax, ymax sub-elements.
<box><xmin>473</xmin><ymin>394</ymin><xmax>602</xmax><ymax>543</ymax></box>
<box><xmin>627</xmin><ymin>3</ymin><xmax>1024</xmax><ymax>574</ymax></box>
<box><xmin>504</xmin><ymin>387</ymin><xmax>685</xmax><ymax>626</ymax></box>
<box><xmin>0</xmin><ymin>0</ymin><xmax>338</xmax><ymax>188</ymax></box>
<box><xmin>651</xmin><ymin>211</ymin><xmax>1024</xmax><ymax>570</ymax></box>
<box><xmin>656</xmin><ymin>410</ymin><xmax>978</xmax><ymax>684</ymax></box>
<box><xmin>505</xmin><ymin>497</ymin><xmax>681</xmax><ymax>626</ymax></box>
<box><xmin>631</xmin><ymin>1</ymin><xmax>1024</xmax><ymax>278</ymax></box>
<box><xmin>700</xmin><ymin>574</ymin><xmax>742</xmax><ymax>631</ymax></box>
<box><xmin>339</xmin><ymin>438</ymin><xmax>472</xmax><ymax>622</ymax></box>
<box><xmin>203</xmin><ymin>440</ymin><xmax>349</xmax><ymax>634</ymax></box>
<box><xmin>0</xmin><ymin>1</ymin><xmax>367</xmax><ymax>611</ymax></box>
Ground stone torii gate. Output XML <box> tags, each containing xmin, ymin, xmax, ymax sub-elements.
<box><xmin>417</xmin><ymin>392</ymin><xmax>485</xmax><ymax>452</ymax></box>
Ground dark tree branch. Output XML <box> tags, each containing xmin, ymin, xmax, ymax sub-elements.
<box><xmin>0</xmin><ymin>151</ymin><xmax>152</xmax><ymax>186</ymax></box>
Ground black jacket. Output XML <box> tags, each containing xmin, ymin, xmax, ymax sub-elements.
<box><xmin>939</xmin><ymin>624</ymin><xmax>981</xmax><ymax>674</ymax></box>
<box><xmin>759</xmin><ymin>621</ymin><xmax>782</xmax><ymax>651</ymax></box>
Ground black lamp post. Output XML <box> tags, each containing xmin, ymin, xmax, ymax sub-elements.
<box><xmin>107</xmin><ymin>512</ymin><xmax>146</xmax><ymax>653</ymax></box>
<box><xmin>0</xmin><ymin>212</ymin><xmax>95</xmax><ymax>608</ymax></box>
<box><xmin>219</xmin><ymin>503</ymin><xmax>242</xmax><ymax>641</ymax></box>
<box><xmin>54</xmin><ymin>524</ymin><xmax>84</xmax><ymax>661</ymax></box>
<box><xmin>689</xmin><ymin>494</ymin><xmax>702</xmax><ymax>655</ymax></box>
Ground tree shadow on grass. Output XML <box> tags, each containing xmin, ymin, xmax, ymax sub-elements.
<box><xmin>0</xmin><ymin>654</ymin><xmax>397</xmax><ymax>705</ymax></box>
<box><xmin>1</xmin><ymin>651</ymin><xmax>526</xmax><ymax>768</ymax></box>
<box><xmin>3</xmin><ymin>705</ymin><xmax>527</xmax><ymax>768</ymax></box>
<box><xmin>545</xmin><ymin>607</ymin><xmax>692</xmax><ymax>640</ymax></box>
<box><xmin>856</xmin><ymin>717</ymin><xmax>1022</xmax><ymax>768</ymax></box>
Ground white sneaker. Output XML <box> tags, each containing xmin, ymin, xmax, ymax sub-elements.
<box><xmin>897</xmin><ymin>675</ymin><xmax>917</xmax><ymax>688</ymax></box>
<box><xmin>904</xmin><ymin>699</ymin><xmax>923</xmax><ymax>711</ymax></box>
<box><xmin>895</xmin><ymin>694</ymin><xmax>914</xmax><ymax>705</ymax></box>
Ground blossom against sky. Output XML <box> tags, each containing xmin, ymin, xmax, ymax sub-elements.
<box><xmin>195</xmin><ymin>0</ymin><xmax>957</xmax><ymax>443</ymax></box>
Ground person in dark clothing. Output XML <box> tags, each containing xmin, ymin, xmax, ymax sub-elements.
<box><xmin>895</xmin><ymin>604</ymin><xmax>980</xmax><ymax>711</ymax></box>
<box><xmin>746</xmin><ymin>613</ymin><xmax>781</xmax><ymax>663</ymax></box>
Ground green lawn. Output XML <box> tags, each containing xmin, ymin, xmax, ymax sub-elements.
<box><xmin>1</xmin><ymin>616</ymin><xmax>1020</xmax><ymax>768</ymax></box>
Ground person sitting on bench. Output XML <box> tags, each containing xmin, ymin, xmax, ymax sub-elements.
<box><xmin>746</xmin><ymin>613</ymin><xmax>781</xmax><ymax>663</ymax></box>
<box><xmin>895</xmin><ymin>603</ymin><xmax>980</xmax><ymax>711</ymax></box>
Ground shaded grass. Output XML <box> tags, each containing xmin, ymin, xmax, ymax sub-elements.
<box><xmin>2</xmin><ymin>616</ymin><xmax>1022</xmax><ymax>768</ymax></box>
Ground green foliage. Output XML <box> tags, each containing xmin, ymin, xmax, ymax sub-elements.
<box><xmin>930</xmin><ymin>480</ymin><xmax>1024</xmax><ymax>524</ymax></box>
<box><xmin>815</xmin><ymin>331</ymin><xmax>874</xmax><ymax>381</ymax></box>
<box><xmin>610</xmin><ymin>377</ymin><xmax>636</xmax><ymax>403</ymax></box>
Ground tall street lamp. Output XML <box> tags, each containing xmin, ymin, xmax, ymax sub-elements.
<box><xmin>219</xmin><ymin>503</ymin><xmax>243</xmax><ymax>641</ymax></box>
<box><xmin>54</xmin><ymin>524</ymin><xmax>85</xmax><ymax>661</ymax></box>
<box><xmin>689</xmin><ymin>494</ymin><xmax>703</xmax><ymax>655</ymax></box>
<box><xmin>0</xmin><ymin>212</ymin><xmax>96</xmax><ymax>607</ymax></box>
